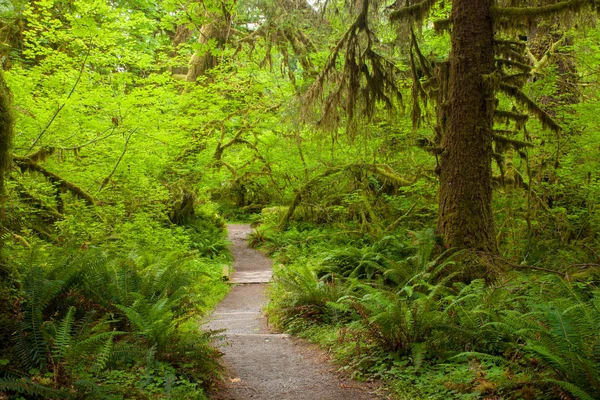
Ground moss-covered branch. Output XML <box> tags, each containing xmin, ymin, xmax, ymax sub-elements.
<box><xmin>490</xmin><ymin>0</ymin><xmax>595</xmax><ymax>20</ymax></box>
<box><xmin>279</xmin><ymin>163</ymin><xmax>413</xmax><ymax>230</ymax></box>
<box><xmin>494</xmin><ymin>110</ymin><xmax>529</xmax><ymax>125</ymax></box>
<box><xmin>495</xmin><ymin>58</ymin><xmax>532</xmax><ymax>73</ymax></box>
<box><xmin>389</xmin><ymin>0</ymin><xmax>440</xmax><ymax>22</ymax></box>
<box><xmin>501</xmin><ymin>72</ymin><xmax>531</xmax><ymax>87</ymax></box>
<box><xmin>303</xmin><ymin>0</ymin><xmax>403</xmax><ymax>130</ymax></box>
<box><xmin>493</xmin><ymin>133</ymin><xmax>534</xmax><ymax>149</ymax></box>
<box><xmin>13</xmin><ymin>155</ymin><xmax>95</xmax><ymax>205</ymax></box>
<box><xmin>499</xmin><ymin>83</ymin><xmax>561</xmax><ymax>133</ymax></box>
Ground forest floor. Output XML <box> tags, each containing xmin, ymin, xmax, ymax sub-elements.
<box><xmin>205</xmin><ymin>224</ymin><xmax>381</xmax><ymax>400</ymax></box>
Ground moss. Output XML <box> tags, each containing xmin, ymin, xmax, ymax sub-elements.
<box><xmin>498</xmin><ymin>83</ymin><xmax>561</xmax><ymax>133</ymax></box>
<box><xmin>493</xmin><ymin>132</ymin><xmax>534</xmax><ymax>150</ymax></box>
<box><xmin>501</xmin><ymin>72</ymin><xmax>531</xmax><ymax>87</ymax></box>
<box><xmin>303</xmin><ymin>0</ymin><xmax>402</xmax><ymax>132</ymax></box>
<box><xmin>433</xmin><ymin>18</ymin><xmax>452</xmax><ymax>33</ymax></box>
<box><xmin>494</xmin><ymin>110</ymin><xmax>529</xmax><ymax>126</ymax></box>
<box><xmin>495</xmin><ymin>58</ymin><xmax>533</xmax><ymax>73</ymax></box>
<box><xmin>491</xmin><ymin>0</ymin><xmax>592</xmax><ymax>20</ymax></box>
<box><xmin>389</xmin><ymin>0</ymin><xmax>440</xmax><ymax>23</ymax></box>
<box><xmin>279</xmin><ymin>163</ymin><xmax>413</xmax><ymax>230</ymax></box>
<box><xmin>0</xmin><ymin>71</ymin><xmax>13</xmax><ymax>200</ymax></box>
<box><xmin>169</xmin><ymin>186</ymin><xmax>196</xmax><ymax>225</ymax></box>
<box><xmin>13</xmin><ymin>155</ymin><xmax>96</xmax><ymax>205</ymax></box>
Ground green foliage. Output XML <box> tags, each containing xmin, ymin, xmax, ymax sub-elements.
<box><xmin>265</xmin><ymin>223</ymin><xmax>600</xmax><ymax>399</ymax></box>
<box><xmin>1</xmin><ymin>0</ymin><xmax>600</xmax><ymax>398</ymax></box>
<box><xmin>1</xmin><ymin>245</ymin><xmax>226</xmax><ymax>398</ymax></box>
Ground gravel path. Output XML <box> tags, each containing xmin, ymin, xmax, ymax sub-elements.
<box><xmin>205</xmin><ymin>224</ymin><xmax>380</xmax><ymax>400</ymax></box>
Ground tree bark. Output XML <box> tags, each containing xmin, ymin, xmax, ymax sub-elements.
<box><xmin>186</xmin><ymin>10</ymin><xmax>233</xmax><ymax>82</ymax></box>
<box><xmin>437</xmin><ymin>0</ymin><xmax>498</xmax><ymax>253</ymax></box>
<box><xmin>0</xmin><ymin>70</ymin><xmax>16</xmax><ymax>354</ymax></box>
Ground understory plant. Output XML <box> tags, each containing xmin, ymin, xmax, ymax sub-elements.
<box><xmin>0</xmin><ymin>245</ymin><xmax>227</xmax><ymax>399</ymax></box>
<box><xmin>265</xmin><ymin>224</ymin><xmax>600</xmax><ymax>400</ymax></box>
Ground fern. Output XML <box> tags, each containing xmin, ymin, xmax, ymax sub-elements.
<box><xmin>17</xmin><ymin>266</ymin><xmax>66</xmax><ymax>369</ymax></box>
<box><xmin>92</xmin><ymin>336</ymin><xmax>113</xmax><ymax>373</ymax></box>
<box><xmin>0</xmin><ymin>377</ymin><xmax>67</xmax><ymax>398</ymax></box>
<box><xmin>73</xmin><ymin>379</ymin><xmax>111</xmax><ymax>399</ymax></box>
<box><xmin>544</xmin><ymin>379</ymin><xmax>596</xmax><ymax>400</ymax></box>
<box><xmin>52</xmin><ymin>306</ymin><xmax>75</xmax><ymax>366</ymax></box>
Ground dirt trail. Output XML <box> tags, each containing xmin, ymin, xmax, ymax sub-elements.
<box><xmin>205</xmin><ymin>224</ymin><xmax>380</xmax><ymax>400</ymax></box>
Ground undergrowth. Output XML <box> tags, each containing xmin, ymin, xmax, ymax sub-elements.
<box><xmin>0</xmin><ymin>214</ymin><xmax>231</xmax><ymax>399</ymax></box>
<box><xmin>261</xmin><ymin>222</ymin><xmax>600</xmax><ymax>400</ymax></box>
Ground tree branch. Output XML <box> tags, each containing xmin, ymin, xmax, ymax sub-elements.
<box><xmin>13</xmin><ymin>155</ymin><xmax>95</xmax><ymax>205</ymax></box>
<box><xmin>389</xmin><ymin>0</ymin><xmax>440</xmax><ymax>22</ymax></box>
<box><xmin>98</xmin><ymin>129</ymin><xmax>136</xmax><ymax>192</ymax></box>
<box><xmin>25</xmin><ymin>48</ymin><xmax>90</xmax><ymax>154</ymax></box>
<box><xmin>490</xmin><ymin>0</ymin><xmax>596</xmax><ymax>20</ymax></box>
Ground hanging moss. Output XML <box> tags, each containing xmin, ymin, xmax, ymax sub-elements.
<box><xmin>494</xmin><ymin>110</ymin><xmax>529</xmax><ymax>126</ymax></box>
<box><xmin>303</xmin><ymin>0</ymin><xmax>403</xmax><ymax>131</ymax></box>
<box><xmin>169</xmin><ymin>186</ymin><xmax>196</xmax><ymax>225</ymax></box>
<box><xmin>501</xmin><ymin>72</ymin><xmax>531</xmax><ymax>86</ymax></box>
<box><xmin>494</xmin><ymin>44</ymin><xmax>529</xmax><ymax>65</ymax></box>
<box><xmin>28</xmin><ymin>146</ymin><xmax>56</xmax><ymax>163</ymax></box>
<box><xmin>499</xmin><ymin>83</ymin><xmax>561</xmax><ymax>133</ymax></box>
<box><xmin>491</xmin><ymin>0</ymin><xmax>592</xmax><ymax>21</ymax></box>
<box><xmin>495</xmin><ymin>58</ymin><xmax>533</xmax><ymax>73</ymax></box>
<box><xmin>493</xmin><ymin>133</ymin><xmax>534</xmax><ymax>150</ymax></box>
<box><xmin>389</xmin><ymin>0</ymin><xmax>440</xmax><ymax>23</ymax></box>
<box><xmin>493</xmin><ymin>39</ymin><xmax>526</xmax><ymax>50</ymax></box>
<box><xmin>433</xmin><ymin>18</ymin><xmax>452</xmax><ymax>33</ymax></box>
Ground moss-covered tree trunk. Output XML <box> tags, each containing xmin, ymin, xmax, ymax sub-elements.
<box><xmin>186</xmin><ymin>10</ymin><xmax>233</xmax><ymax>82</ymax></box>
<box><xmin>0</xmin><ymin>71</ymin><xmax>12</xmax><ymax>201</ymax></box>
<box><xmin>437</xmin><ymin>0</ymin><xmax>498</xmax><ymax>254</ymax></box>
<box><xmin>0</xmin><ymin>70</ymin><xmax>17</xmax><ymax>352</ymax></box>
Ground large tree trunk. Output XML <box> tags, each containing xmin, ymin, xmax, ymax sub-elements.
<box><xmin>186</xmin><ymin>10</ymin><xmax>233</xmax><ymax>82</ymax></box>
<box><xmin>0</xmin><ymin>70</ymin><xmax>17</xmax><ymax>354</ymax></box>
<box><xmin>0</xmin><ymin>71</ymin><xmax>12</xmax><ymax>200</ymax></box>
<box><xmin>437</xmin><ymin>0</ymin><xmax>498</xmax><ymax>254</ymax></box>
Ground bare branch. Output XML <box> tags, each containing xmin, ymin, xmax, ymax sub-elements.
<box><xmin>98</xmin><ymin>129</ymin><xmax>137</xmax><ymax>192</ymax></box>
<box><xmin>25</xmin><ymin>48</ymin><xmax>90</xmax><ymax>154</ymax></box>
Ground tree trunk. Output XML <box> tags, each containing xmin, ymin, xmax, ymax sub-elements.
<box><xmin>0</xmin><ymin>70</ymin><xmax>17</xmax><ymax>354</ymax></box>
<box><xmin>437</xmin><ymin>0</ymin><xmax>498</xmax><ymax>254</ymax></box>
<box><xmin>0</xmin><ymin>70</ymin><xmax>12</xmax><ymax>202</ymax></box>
<box><xmin>186</xmin><ymin>10</ymin><xmax>232</xmax><ymax>82</ymax></box>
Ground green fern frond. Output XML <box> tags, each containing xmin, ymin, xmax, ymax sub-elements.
<box><xmin>74</xmin><ymin>379</ymin><xmax>111</xmax><ymax>399</ymax></box>
<box><xmin>92</xmin><ymin>336</ymin><xmax>113</xmax><ymax>373</ymax></box>
<box><xmin>410</xmin><ymin>342</ymin><xmax>426</xmax><ymax>370</ymax></box>
<box><xmin>543</xmin><ymin>378</ymin><xmax>595</xmax><ymax>400</ymax></box>
<box><xmin>525</xmin><ymin>344</ymin><xmax>570</xmax><ymax>374</ymax></box>
<box><xmin>0</xmin><ymin>377</ymin><xmax>67</xmax><ymax>398</ymax></box>
<box><xmin>52</xmin><ymin>306</ymin><xmax>75</xmax><ymax>365</ymax></box>
<box><xmin>72</xmin><ymin>330</ymin><xmax>123</xmax><ymax>355</ymax></box>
